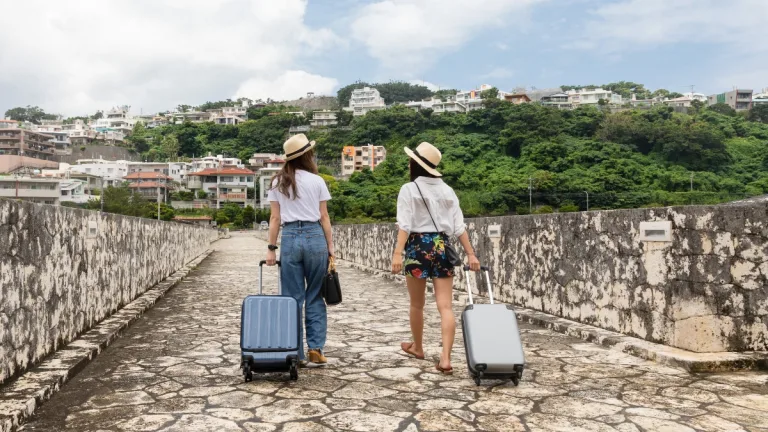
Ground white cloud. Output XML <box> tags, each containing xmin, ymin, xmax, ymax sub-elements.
<box><xmin>495</xmin><ymin>42</ymin><xmax>510</xmax><ymax>51</ymax></box>
<box><xmin>572</xmin><ymin>0</ymin><xmax>768</xmax><ymax>51</ymax></box>
<box><xmin>481</xmin><ymin>67</ymin><xmax>515</xmax><ymax>80</ymax></box>
<box><xmin>0</xmin><ymin>0</ymin><xmax>341</xmax><ymax>116</ymax></box>
<box><xmin>567</xmin><ymin>0</ymin><xmax>768</xmax><ymax>93</ymax></box>
<box><xmin>350</xmin><ymin>0</ymin><xmax>543</xmax><ymax>75</ymax></box>
<box><xmin>408</xmin><ymin>80</ymin><xmax>441</xmax><ymax>91</ymax></box>
<box><xmin>235</xmin><ymin>71</ymin><xmax>339</xmax><ymax>101</ymax></box>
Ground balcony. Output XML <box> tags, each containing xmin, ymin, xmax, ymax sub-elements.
<box><xmin>187</xmin><ymin>178</ymin><xmax>203</xmax><ymax>189</ymax></box>
<box><xmin>217</xmin><ymin>193</ymin><xmax>247</xmax><ymax>200</ymax></box>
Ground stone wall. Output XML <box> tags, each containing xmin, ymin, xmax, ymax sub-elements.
<box><xmin>334</xmin><ymin>204</ymin><xmax>768</xmax><ymax>353</ymax></box>
<box><xmin>0</xmin><ymin>200</ymin><xmax>220</xmax><ymax>385</ymax></box>
<box><xmin>55</xmin><ymin>145</ymin><xmax>141</xmax><ymax>164</ymax></box>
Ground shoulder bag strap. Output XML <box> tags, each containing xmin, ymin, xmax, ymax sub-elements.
<box><xmin>412</xmin><ymin>182</ymin><xmax>440</xmax><ymax>233</ymax></box>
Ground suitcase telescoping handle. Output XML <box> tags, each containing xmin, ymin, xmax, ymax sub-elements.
<box><xmin>258</xmin><ymin>260</ymin><xmax>281</xmax><ymax>295</ymax></box>
<box><xmin>463</xmin><ymin>265</ymin><xmax>494</xmax><ymax>305</ymax></box>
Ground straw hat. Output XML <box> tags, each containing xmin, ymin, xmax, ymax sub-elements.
<box><xmin>283</xmin><ymin>134</ymin><xmax>316</xmax><ymax>161</ymax></box>
<box><xmin>404</xmin><ymin>142</ymin><xmax>442</xmax><ymax>177</ymax></box>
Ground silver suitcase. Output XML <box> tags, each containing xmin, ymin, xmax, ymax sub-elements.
<box><xmin>461</xmin><ymin>265</ymin><xmax>525</xmax><ymax>386</ymax></box>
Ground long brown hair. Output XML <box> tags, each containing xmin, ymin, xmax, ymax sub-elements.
<box><xmin>409</xmin><ymin>158</ymin><xmax>438</xmax><ymax>182</ymax></box>
<box><xmin>272</xmin><ymin>149</ymin><xmax>318</xmax><ymax>199</ymax></box>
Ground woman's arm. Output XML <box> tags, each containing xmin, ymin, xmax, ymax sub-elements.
<box><xmin>457</xmin><ymin>231</ymin><xmax>480</xmax><ymax>271</ymax></box>
<box><xmin>392</xmin><ymin>185</ymin><xmax>412</xmax><ymax>274</ymax></box>
<box><xmin>266</xmin><ymin>202</ymin><xmax>281</xmax><ymax>265</ymax></box>
<box><xmin>319</xmin><ymin>201</ymin><xmax>334</xmax><ymax>256</ymax></box>
<box><xmin>451</xmin><ymin>190</ymin><xmax>480</xmax><ymax>271</ymax></box>
<box><xmin>391</xmin><ymin>229</ymin><xmax>409</xmax><ymax>274</ymax></box>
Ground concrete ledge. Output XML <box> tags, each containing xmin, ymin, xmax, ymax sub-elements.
<box><xmin>0</xmin><ymin>249</ymin><xmax>214</xmax><ymax>432</ymax></box>
<box><xmin>342</xmin><ymin>260</ymin><xmax>768</xmax><ymax>373</ymax></box>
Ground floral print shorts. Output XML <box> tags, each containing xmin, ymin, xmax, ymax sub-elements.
<box><xmin>403</xmin><ymin>233</ymin><xmax>456</xmax><ymax>279</ymax></box>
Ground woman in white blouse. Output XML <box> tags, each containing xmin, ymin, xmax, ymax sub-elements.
<box><xmin>391</xmin><ymin>142</ymin><xmax>480</xmax><ymax>374</ymax></box>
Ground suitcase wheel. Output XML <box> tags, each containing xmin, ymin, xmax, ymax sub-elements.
<box><xmin>289</xmin><ymin>359</ymin><xmax>299</xmax><ymax>381</ymax></box>
<box><xmin>243</xmin><ymin>364</ymin><xmax>253</xmax><ymax>382</ymax></box>
<box><xmin>511</xmin><ymin>375</ymin><xmax>519</xmax><ymax>386</ymax></box>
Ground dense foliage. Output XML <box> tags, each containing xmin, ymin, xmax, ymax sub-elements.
<box><xmin>127</xmin><ymin>99</ymin><xmax>768</xmax><ymax>222</ymax></box>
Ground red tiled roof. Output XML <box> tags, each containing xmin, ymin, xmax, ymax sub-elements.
<box><xmin>124</xmin><ymin>172</ymin><xmax>172</xmax><ymax>180</ymax></box>
<box><xmin>189</xmin><ymin>167</ymin><xmax>255</xmax><ymax>176</ymax></box>
<box><xmin>128</xmin><ymin>181</ymin><xmax>169</xmax><ymax>189</ymax></box>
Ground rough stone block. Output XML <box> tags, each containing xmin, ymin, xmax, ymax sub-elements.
<box><xmin>674</xmin><ymin>315</ymin><xmax>735</xmax><ymax>353</ymax></box>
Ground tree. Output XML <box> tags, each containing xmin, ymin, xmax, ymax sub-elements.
<box><xmin>597</xmin><ymin>98</ymin><xmax>609</xmax><ymax>108</ymax></box>
<box><xmin>708</xmin><ymin>103</ymin><xmax>737</xmax><ymax>117</ymax></box>
<box><xmin>336</xmin><ymin>109</ymin><xmax>353</xmax><ymax>127</ymax></box>
<box><xmin>92</xmin><ymin>110</ymin><xmax>104</xmax><ymax>120</ymax></box>
<box><xmin>242</xmin><ymin>206</ymin><xmax>256</xmax><ymax>227</ymax></box>
<box><xmin>689</xmin><ymin>99</ymin><xmax>706</xmax><ymax>115</ymax></box>
<box><xmin>668</xmin><ymin>92</ymin><xmax>684</xmax><ymax>98</ymax></box>
<box><xmin>161</xmin><ymin>134</ymin><xmax>180</xmax><ymax>160</ymax></box>
<box><xmin>127</xmin><ymin>122</ymin><xmax>150</xmax><ymax>153</ymax></box>
<box><xmin>4</xmin><ymin>105</ymin><xmax>56</xmax><ymax>124</ymax></box>
<box><xmin>176</xmin><ymin>104</ymin><xmax>193</xmax><ymax>113</ymax></box>
<box><xmin>434</xmin><ymin>89</ymin><xmax>458</xmax><ymax>101</ymax></box>
<box><xmin>480</xmin><ymin>87</ymin><xmax>499</xmax><ymax>100</ymax></box>
<box><xmin>748</xmin><ymin>104</ymin><xmax>768</xmax><ymax>123</ymax></box>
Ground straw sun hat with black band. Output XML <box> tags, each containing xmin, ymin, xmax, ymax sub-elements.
<box><xmin>404</xmin><ymin>142</ymin><xmax>442</xmax><ymax>177</ymax></box>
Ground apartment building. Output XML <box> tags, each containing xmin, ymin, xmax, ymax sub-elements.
<box><xmin>431</xmin><ymin>97</ymin><xmax>467</xmax><ymax>114</ymax></box>
<box><xmin>504</xmin><ymin>94</ymin><xmax>531</xmax><ymax>104</ymax></box>
<box><xmin>753</xmin><ymin>89</ymin><xmax>768</xmax><ymax>106</ymax></box>
<box><xmin>0</xmin><ymin>176</ymin><xmax>61</xmax><ymax>205</ymax></box>
<box><xmin>310</xmin><ymin>110</ymin><xmax>338</xmax><ymax>127</ymax></box>
<box><xmin>59</xmin><ymin>179</ymin><xmax>90</xmax><ymax>204</ymax></box>
<box><xmin>257</xmin><ymin>160</ymin><xmax>284</xmax><ymax>209</ymax></box>
<box><xmin>348</xmin><ymin>87</ymin><xmax>386</xmax><ymax>116</ymax></box>
<box><xmin>188</xmin><ymin>167</ymin><xmax>255</xmax><ymax>209</ymax></box>
<box><xmin>248</xmin><ymin>153</ymin><xmax>281</xmax><ymax>171</ymax></box>
<box><xmin>190</xmin><ymin>153</ymin><xmax>243</xmax><ymax>173</ymax></box>
<box><xmin>708</xmin><ymin>89</ymin><xmax>753</xmax><ymax>111</ymax></box>
<box><xmin>35</xmin><ymin>121</ymin><xmax>71</xmax><ymax>155</ymax></box>
<box><xmin>124</xmin><ymin>172</ymin><xmax>173</xmax><ymax>200</ymax></box>
<box><xmin>540</xmin><ymin>93</ymin><xmax>572</xmax><ymax>109</ymax></box>
<box><xmin>341</xmin><ymin>145</ymin><xmax>386</xmax><ymax>176</ymax></box>
<box><xmin>208</xmin><ymin>103</ymin><xmax>249</xmax><ymax>125</ymax></box>
<box><xmin>0</xmin><ymin>120</ymin><xmax>56</xmax><ymax>160</ymax></box>
<box><xmin>566</xmin><ymin>88</ymin><xmax>623</xmax><ymax>106</ymax></box>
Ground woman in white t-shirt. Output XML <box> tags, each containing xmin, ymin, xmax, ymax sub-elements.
<box><xmin>265</xmin><ymin>134</ymin><xmax>333</xmax><ymax>366</ymax></box>
<box><xmin>391</xmin><ymin>142</ymin><xmax>480</xmax><ymax>375</ymax></box>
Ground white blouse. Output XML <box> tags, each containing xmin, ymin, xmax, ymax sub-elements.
<box><xmin>396</xmin><ymin>177</ymin><xmax>467</xmax><ymax>237</ymax></box>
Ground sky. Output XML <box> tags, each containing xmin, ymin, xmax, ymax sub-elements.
<box><xmin>1</xmin><ymin>0</ymin><xmax>766</xmax><ymax>117</ymax></box>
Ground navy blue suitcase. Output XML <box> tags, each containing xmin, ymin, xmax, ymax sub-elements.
<box><xmin>240</xmin><ymin>260</ymin><xmax>301</xmax><ymax>382</ymax></box>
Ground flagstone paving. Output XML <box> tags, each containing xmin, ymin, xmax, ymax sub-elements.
<box><xmin>19</xmin><ymin>233</ymin><xmax>768</xmax><ymax>431</ymax></box>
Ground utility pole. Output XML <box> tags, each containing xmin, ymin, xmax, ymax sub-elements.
<box><xmin>528</xmin><ymin>176</ymin><xmax>533</xmax><ymax>213</ymax></box>
<box><xmin>157</xmin><ymin>186</ymin><xmax>161</xmax><ymax>221</ymax></box>
<box><xmin>585</xmin><ymin>191</ymin><xmax>589</xmax><ymax>211</ymax></box>
<box><xmin>100</xmin><ymin>177</ymin><xmax>104</xmax><ymax>212</ymax></box>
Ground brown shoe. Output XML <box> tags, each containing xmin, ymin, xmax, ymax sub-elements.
<box><xmin>308</xmin><ymin>350</ymin><xmax>327</xmax><ymax>365</ymax></box>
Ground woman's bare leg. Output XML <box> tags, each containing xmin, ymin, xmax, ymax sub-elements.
<box><xmin>405</xmin><ymin>277</ymin><xmax>427</xmax><ymax>357</ymax></box>
<box><xmin>433</xmin><ymin>277</ymin><xmax>455</xmax><ymax>369</ymax></box>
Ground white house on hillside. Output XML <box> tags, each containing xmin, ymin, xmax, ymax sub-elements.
<box><xmin>347</xmin><ymin>87</ymin><xmax>386</xmax><ymax>116</ymax></box>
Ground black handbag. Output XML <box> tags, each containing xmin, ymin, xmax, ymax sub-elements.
<box><xmin>412</xmin><ymin>182</ymin><xmax>463</xmax><ymax>268</ymax></box>
<box><xmin>322</xmin><ymin>256</ymin><xmax>342</xmax><ymax>305</ymax></box>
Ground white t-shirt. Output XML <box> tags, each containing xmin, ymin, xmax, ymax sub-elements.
<box><xmin>396</xmin><ymin>177</ymin><xmax>466</xmax><ymax>237</ymax></box>
<box><xmin>268</xmin><ymin>169</ymin><xmax>332</xmax><ymax>223</ymax></box>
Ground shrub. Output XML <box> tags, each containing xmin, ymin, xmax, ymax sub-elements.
<box><xmin>515</xmin><ymin>206</ymin><xmax>531</xmax><ymax>215</ymax></box>
<box><xmin>534</xmin><ymin>205</ymin><xmax>554</xmax><ymax>214</ymax></box>
<box><xmin>559</xmin><ymin>203</ymin><xmax>579</xmax><ymax>213</ymax></box>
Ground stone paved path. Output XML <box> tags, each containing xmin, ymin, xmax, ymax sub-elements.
<box><xmin>20</xmin><ymin>233</ymin><xmax>768</xmax><ymax>431</ymax></box>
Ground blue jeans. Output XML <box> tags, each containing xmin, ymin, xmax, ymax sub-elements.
<box><xmin>280</xmin><ymin>221</ymin><xmax>328</xmax><ymax>360</ymax></box>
